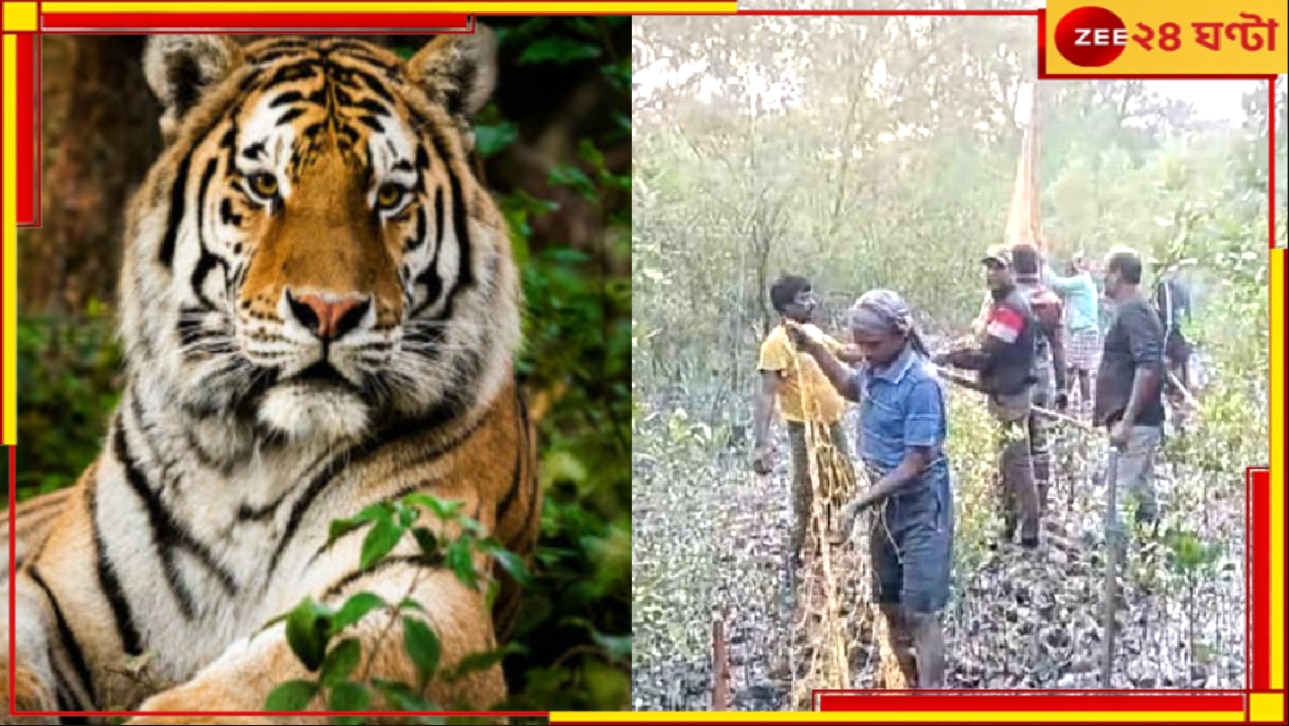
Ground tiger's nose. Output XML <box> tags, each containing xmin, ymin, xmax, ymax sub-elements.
<box><xmin>285</xmin><ymin>290</ymin><xmax>371</xmax><ymax>341</ymax></box>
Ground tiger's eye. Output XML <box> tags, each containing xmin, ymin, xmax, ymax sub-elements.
<box><xmin>375</xmin><ymin>182</ymin><xmax>406</xmax><ymax>210</ymax></box>
<box><xmin>249</xmin><ymin>173</ymin><xmax>279</xmax><ymax>199</ymax></box>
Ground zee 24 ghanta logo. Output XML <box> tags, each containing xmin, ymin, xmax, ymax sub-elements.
<box><xmin>1054</xmin><ymin>5</ymin><xmax>1279</xmax><ymax>67</ymax></box>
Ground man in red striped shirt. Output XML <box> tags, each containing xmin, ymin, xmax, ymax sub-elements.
<box><xmin>936</xmin><ymin>246</ymin><xmax>1043</xmax><ymax>548</ymax></box>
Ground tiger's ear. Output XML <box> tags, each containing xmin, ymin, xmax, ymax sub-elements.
<box><xmin>143</xmin><ymin>35</ymin><xmax>243</xmax><ymax>142</ymax></box>
<box><xmin>405</xmin><ymin>26</ymin><xmax>498</xmax><ymax>120</ymax></box>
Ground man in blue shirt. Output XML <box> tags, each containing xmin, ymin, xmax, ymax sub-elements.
<box><xmin>788</xmin><ymin>289</ymin><xmax>952</xmax><ymax>689</ymax></box>
<box><xmin>1045</xmin><ymin>252</ymin><xmax>1101</xmax><ymax>417</ymax></box>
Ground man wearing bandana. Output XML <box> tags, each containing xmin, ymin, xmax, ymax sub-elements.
<box><xmin>788</xmin><ymin>288</ymin><xmax>954</xmax><ymax>688</ymax></box>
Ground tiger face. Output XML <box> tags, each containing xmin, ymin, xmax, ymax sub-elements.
<box><xmin>127</xmin><ymin>34</ymin><xmax>519</xmax><ymax>448</ymax></box>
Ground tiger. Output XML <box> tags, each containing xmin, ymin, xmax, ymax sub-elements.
<box><xmin>3</xmin><ymin>29</ymin><xmax>541</xmax><ymax>725</ymax></box>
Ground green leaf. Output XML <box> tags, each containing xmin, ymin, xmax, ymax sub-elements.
<box><xmin>479</xmin><ymin>540</ymin><xmax>533</xmax><ymax>587</ymax></box>
<box><xmin>446</xmin><ymin>538</ymin><xmax>479</xmax><ymax>590</ymax></box>
<box><xmin>330</xmin><ymin>592</ymin><xmax>388</xmax><ymax>635</ymax></box>
<box><xmin>320</xmin><ymin>638</ymin><xmax>363</xmax><ymax>688</ymax></box>
<box><xmin>327</xmin><ymin>681</ymin><xmax>372</xmax><ymax>712</ymax></box>
<box><xmin>402</xmin><ymin>616</ymin><xmax>442</xmax><ymax>690</ymax></box>
<box><xmin>458</xmin><ymin>515</ymin><xmax>485</xmax><ymax>537</ymax></box>
<box><xmin>326</xmin><ymin>503</ymin><xmax>391</xmax><ymax>548</ymax></box>
<box><xmin>411</xmin><ymin>526</ymin><xmax>440</xmax><ymax>557</ymax></box>
<box><xmin>474</xmin><ymin>122</ymin><xmax>518</xmax><ymax>157</ymax></box>
<box><xmin>517</xmin><ymin>37</ymin><xmax>601</xmax><ymax>66</ymax></box>
<box><xmin>396</xmin><ymin>501</ymin><xmax>419</xmax><ymax>529</ymax></box>
<box><xmin>443</xmin><ymin>643</ymin><xmax>526</xmax><ymax>683</ymax></box>
<box><xmin>403</xmin><ymin>493</ymin><xmax>465</xmax><ymax>522</ymax></box>
<box><xmin>398</xmin><ymin>596</ymin><xmax>428</xmax><ymax>614</ymax></box>
<box><xmin>371</xmin><ymin>678</ymin><xmax>442</xmax><ymax>717</ymax></box>
<box><xmin>264</xmin><ymin>679</ymin><xmax>319</xmax><ymax>711</ymax></box>
<box><xmin>284</xmin><ymin>599</ymin><xmax>333</xmax><ymax>672</ymax></box>
<box><xmin>255</xmin><ymin>612</ymin><xmax>289</xmax><ymax>637</ymax></box>
<box><xmin>360</xmin><ymin>517</ymin><xmax>405</xmax><ymax>571</ymax></box>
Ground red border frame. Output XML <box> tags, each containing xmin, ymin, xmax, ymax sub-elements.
<box><xmin>3</xmin><ymin>2</ymin><xmax>1284</xmax><ymax>723</ymax></box>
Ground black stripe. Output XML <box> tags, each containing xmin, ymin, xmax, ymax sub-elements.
<box><xmin>218</xmin><ymin>125</ymin><xmax>237</xmax><ymax>150</ymax></box>
<box><xmin>410</xmin><ymin>130</ymin><xmax>477</xmax><ymax>323</ymax></box>
<box><xmin>219</xmin><ymin>197</ymin><xmax>243</xmax><ymax>227</ymax></box>
<box><xmin>355</xmin><ymin>98</ymin><xmax>389</xmax><ymax>116</ymax></box>
<box><xmin>113</xmin><ymin>418</ymin><xmax>239</xmax><ymax>612</ymax></box>
<box><xmin>91</xmin><ymin>481</ymin><xmax>143</xmax><ymax>656</ymax></box>
<box><xmin>113</xmin><ymin>421</ymin><xmax>199</xmax><ymax>618</ymax></box>
<box><xmin>267</xmin><ymin>404</ymin><xmax>489</xmax><ymax>582</ymax></box>
<box><xmin>158</xmin><ymin>153</ymin><xmax>193</xmax><ymax>268</ymax></box>
<box><xmin>497</xmin><ymin>395</ymin><xmax>528</xmax><ymax>525</ymax></box>
<box><xmin>276</xmin><ymin>107</ymin><xmax>306</xmax><ymax>126</ymax></box>
<box><xmin>235</xmin><ymin>491</ymin><xmax>290</xmax><ymax>522</ymax></box>
<box><xmin>176</xmin><ymin>306</ymin><xmax>219</xmax><ymax>350</ymax></box>
<box><xmin>344</xmin><ymin>65</ymin><xmax>396</xmax><ymax>105</ymax></box>
<box><xmin>269</xmin><ymin>91</ymin><xmax>306</xmax><ymax>108</ymax></box>
<box><xmin>321</xmin><ymin>555</ymin><xmax>435</xmax><ymax>601</ymax></box>
<box><xmin>356</xmin><ymin>115</ymin><xmax>384</xmax><ymax>132</ymax></box>
<box><xmin>405</xmin><ymin>203</ymin><xmax>428</xmax><ymax>253</ymax></box>
<box><xmin>409</xmin><ymin>187</ymin><xmax>446</xmax><ymax>318</ymax></box>
<box><xmin>28</xmin><ymin>568</ymin><xmax>96</xmax><ymax>707</ymax></box>
<box><xmin>322</xmin><ymin>46</ymin><xmax>399</xmax><ymax>73</ymax></box>
<box><xmin>254</xmin><ymin>49</ymin><xmax>313</xmax><ymax>65</ymax></box>
<box><xmin>331</xmin><ymin>84</ymin><xmax>355</xmax><ymax>106</ymax></box>
<box><xmin>262</xmin><ymin>60</ymin><xmax>322</xmax><ymax>89</ymax></box>
<box><xmin>190</xmin><ymin>159</ymin><xmax>225</xmax><ymax>310</ymax></box>
<box><xmin>237</xmin><ymin>67</ymin><xmax>265</xmax><ymax>93</ymax></box>
<box><xmin>251</xmin><ymin>38</ymin><xmax>311</xmax><ymax>57</ymax></box>
<box><xmin>242</xmin><ymin>141</ymin><xmax>266</xmax><ymax>160</ymax></box>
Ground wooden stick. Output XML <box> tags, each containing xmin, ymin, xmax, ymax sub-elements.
<box><xmin>1165</xmin><ymin>368</ymin><xmax>1201</xmax><ymax>411</ymax></box>
<box><xmin>712</xmin><ymin>617</ymin><xmax>729</xmax><ymax>711</ymax></box>
<box><xmin>934</xmin><ymin>366</ymin><xmax>1094</xmax><ymax>431</ymax></box>
<box><xmin>1101</xmin><ymin>448</ymin><xmax>1122</xmax><ymax>688</ymax></box>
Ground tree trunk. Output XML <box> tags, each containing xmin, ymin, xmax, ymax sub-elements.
<box><xmin>22</xmin><ymin>35</ymin><xmax>162</xmax><ymax>315</ymax></box>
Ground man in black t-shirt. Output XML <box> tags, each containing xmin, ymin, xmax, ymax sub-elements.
<box><xmin>1095</xmin><ymin>247</ymin><xmax>1166</xmax><ymax>543</ymax></box>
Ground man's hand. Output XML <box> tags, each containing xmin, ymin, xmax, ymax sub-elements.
<box><xmin>783</xmin><ymin>320</ymin><xmax>820</xmax><ymax>350</ymax></box>
<box><xmin>751</xmin><ymin>444</ymin><xmax>775</xmax><ymax>476</ymax></box>
<box><xmin>837</xmin><ymin>492</ymin><xmax>875</xmax><ymax>535</ymax></box>
<box><xmin>932</xmin><ymin>351</ymin><xmax>957</xmax><ymax>368</ymax></box>
<box><xmin>1108</xmin><ymin>420</ymin><xmax>1129</xmax><ymax>451</ymax></box>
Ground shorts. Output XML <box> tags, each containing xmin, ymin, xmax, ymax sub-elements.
<box><xmin>870</xmin><ymin>472</ymin><xmax>954</xmax><ymax>614</ymax></box>
<box><xmin>1067</xmin><ymin>327</ymin><xmax>1101</xmax><ymax>370</ymax></box>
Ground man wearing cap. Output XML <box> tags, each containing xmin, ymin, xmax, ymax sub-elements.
<box><xmin>936</xmin><ymin>247</ymin><xmax>1042</xmax><ymax>548</ymax></box>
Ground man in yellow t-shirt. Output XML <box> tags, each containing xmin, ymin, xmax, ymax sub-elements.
<box><xmin>752</xmin><ymin>275</ymin><xmax>861</xmax><ymax>564</ymax></box>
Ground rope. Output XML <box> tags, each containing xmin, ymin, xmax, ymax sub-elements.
<box><xmin>779</xmin><ymin>329</ymin><xmax>905</xmax><ymax>708</ymax></box>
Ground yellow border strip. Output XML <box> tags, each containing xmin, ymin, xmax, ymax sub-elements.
<box><xmin>3</xmin><ymin>34</ymin><xmax>17</xmax><ymax>446</ymax></box>
<box><xmin>1271</xmin><ymin>248</ymin><xmax>1285</xmax><ymax>690</ymax></box>
<box><xmin>548</xmin><ymin>712</ymin><xmax>1246</xmax><ymax>724</ymax></box>
<box><xmin>42</xmin><ymin>2</ymin><xmax>738</xmax><ymax>14</ymax></box>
